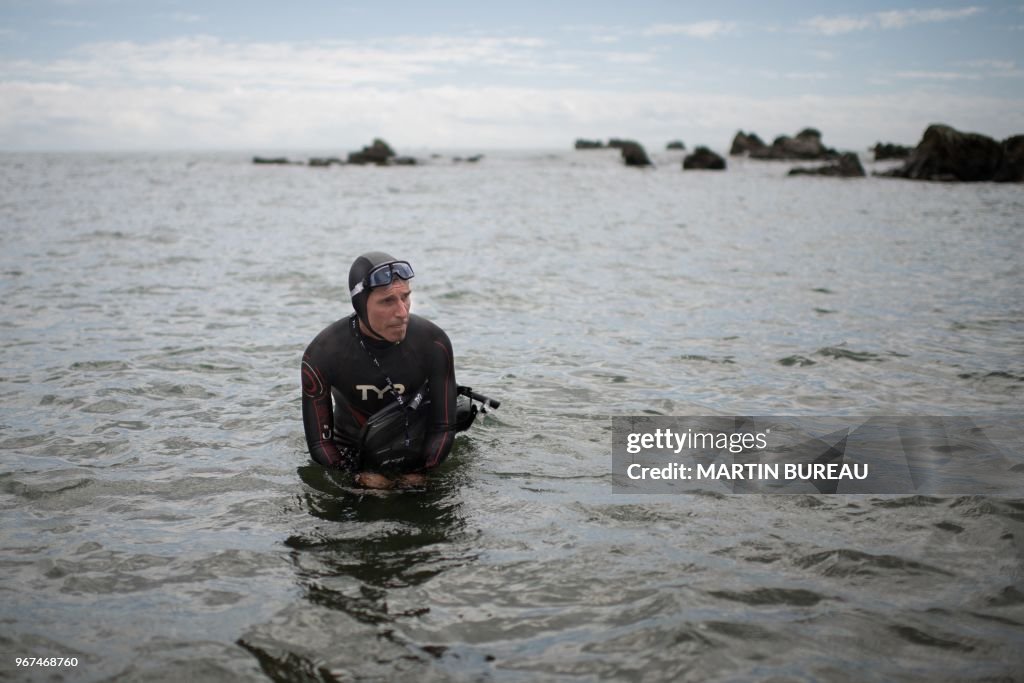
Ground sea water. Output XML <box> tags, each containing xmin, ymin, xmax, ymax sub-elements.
<box><xmin>1</xmin><ymin>149</ymin><xmax>1022</xmax><ymax>681</ymax></box>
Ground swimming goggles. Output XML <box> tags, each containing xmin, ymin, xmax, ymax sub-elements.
<box><xmin>350</xmin><ymin>261</ymin><xmax>415</xmax><ymax>298</ymax></box>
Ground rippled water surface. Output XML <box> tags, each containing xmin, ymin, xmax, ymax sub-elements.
<box><xmin>1</xmin><ymin>150</ymin><xmax>1023</xmax><ymax>681</ymax></box>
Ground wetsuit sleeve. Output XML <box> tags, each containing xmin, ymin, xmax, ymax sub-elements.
<box><xmin>301</xmin><ymin>351</ymin><xmax>353</xmax><ymax>470</ymax></box>
<box><xmin>422</xmin><ymin>331</ymin><xmax>458</xmax><ymax>469</ymax></box>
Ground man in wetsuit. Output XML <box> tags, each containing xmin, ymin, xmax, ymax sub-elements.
<box><xmin>301</xmin><ymin>252</ymin><xmax>458</xmax><ymax>489</ymax></box>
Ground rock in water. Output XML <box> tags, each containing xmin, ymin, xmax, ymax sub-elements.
<box><xmin>995</xmin><ymin>135</ymin><xmax>1024</xmax><ymax>182</ymax></box>
<box><xmin>619</xmin><ymin>141</ymin><xmax>652</xmax><ymax>167</ymax></box>
<box><xmin>879</xmin><ymin>124</ymin><xmax>1009</xmax><ymax>182</ymax></box>
<box><xmin>730</xmin><ymin>131</ymin><xmax>767</xmax><ymax>156</ymax></box>
<box><xmin>750</xmin><ymin>128</ymin><xmax>837</xmax><ymax>160</ymax></box>
<box><xmin>683</xmin><ymin>146</ymin><xmax>726</xmax><ymax>170</ymax></box>
<box><xmin>348</xmin><ymin>138</ymin><xmax>397</xmax><ymax>165</ymax></box>
<box><xmin>872</xmin><ymin>142</ymin><xmax>912</xmax><ymax>161</ymax></box>
<box><xmin>788</xmin><ymin>153</ymin><xmax>865</xmax><ymax>178</ymax></box>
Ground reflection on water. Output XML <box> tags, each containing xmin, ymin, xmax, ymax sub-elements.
<box><xmin>239</xmin><ymin>460</ymin><xmax>478</xmax><ymax>681</ymax></box>
<box><xmin>290</xmin><ymin>463</ymin><xmax>472</xmax><ymax>589</ymax></box>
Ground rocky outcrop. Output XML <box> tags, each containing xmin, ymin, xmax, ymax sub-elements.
<box><xmin>666</xmin><ymin>140</ymin><xmax>686</xmax><ymax>150</ymax></box>
<box><xmin>347</xmin><ymin>138</ymin><xmax>397</xmax><ymax>165</ymax></box>
<box><xmin>730</xmin><ymin>131</ymin><xmax>767</xmax><ymax>156</ymax></box>
<box><xmin>255</xmin><ymin>143</ymin><xmax>416</xmax><ymax>168</ymax></box>
<box><xmin>750</xmin><ymin>128</ymin><xmax>837</xmax><ymax>160</ymax></box>
<box><xmin>619</xmin><ymin>141</ymin><xmax>652</xmax><ymax>167</ymax></box>
<box><xmin>575</xmin><ymin>139</ymin><xmax>604</xmax><ymax>149</ymax></box>
<box><xmin>788</xmin><ymin>152</ymin><xmax>865</xmax><ymax>178</ymax></box>
<box><xmin>995</xmin><ymin>135</ymin><xmax>1024</xmax><ymax>182</ymax></box>
<box><xmin>877</xmin><ymin>124</ymin><xmax>1023</xmax><ymax>182</ymax></box>
<box><xmin>872</xmin><ymin>142</ymin><xmax>912</xmax><ymax>161</ymax></box>
<box><xmin>682</xmin><ymin>146</ymin><xmax>726</xmax><ymax>170</ymax></box>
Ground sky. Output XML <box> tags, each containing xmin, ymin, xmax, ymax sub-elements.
<box><xmin>1</xmin><ymin>0</ymin><xmax>1022</xmax><ymax>151</ymax></box>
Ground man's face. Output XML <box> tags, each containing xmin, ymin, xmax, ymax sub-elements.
<box><xmin>364</xmin><ymin>279</ymin><xmax>411</xmax><ymax>342</ymax></box>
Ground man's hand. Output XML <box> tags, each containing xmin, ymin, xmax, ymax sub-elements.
<box><xmin>354</xmin><ymin>472</ymin><xmax>394</xmax><ymax>489</ymax></box>
<box><xmin>396</xmin><ymin>473</ymin><xmax>427</xmax><ymax>489</ymax></box>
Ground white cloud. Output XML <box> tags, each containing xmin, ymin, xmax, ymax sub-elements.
<box><xmin>558</xmin><ymin>25</ymin><xmax>626</xmax><ymax>44</ymax></box>
<box><xmin>754</xmin><ymin>69</ymin><xmax>832</xmax><ymax>81</ymax></box>
<box><xmin>1</xmin><ymin>28</ymin><xmax>1020</xmax><ymax>152</ymax></box>
<box><xmin>0</xmin><ymin>35</ymin><xmax>561</xmax><ymax>90</ymax></box>
<box><xmin>48</xmin><ymin>19</ymin><xmax>98</xmax><ymax>28</ymax></box>
<box><xmin>803</xmin><ymin>6</ymin><xmax>983</xmax><ymax>35</ymax></box>
<box><xmin>875</xmin><ymin>7</ymin><xmax>983</xmax><ymax>29</ymax></box>
<box><xmin>802</xmin><ymin>15</ymin><xmax>872</xmax><ymax>36</ymax></box>
<box><xmin>958</xmin><ymin>59</ymin><xmax>1015</xmax><ymax>70</ymax></box>
<box><xmin>893</xmin><ymin>70</ymin><xmax>980</xmax><ymax>80</ymax></box>
<box><xmin>2</xmin><ymin>79</ymin><xmax>1022</xmax><ymax>152</ymax></box>
<box><xmin>785</xmin><ymin>71</ymin><xmax>831</xmax><ymax>81</ymax></box>
<box><xmin>164</xmin><ymin>12</ymin><xmax>203</xmax><ymax>24</ymax></box>
<box><xmin>603</xmin><ymin>52</ymin><xmax>656</xmax><ymax>65</ymax></box>
<box><xmin>643</xmin><ymin>21</ymin><xmax>737</xmax><ymax>38</ymax></box>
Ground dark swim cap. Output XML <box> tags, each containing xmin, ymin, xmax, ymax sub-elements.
<box><xmin>348</xmin><ymin>251</ymin><xmax>413</xmax><ymax>324</ymax></box>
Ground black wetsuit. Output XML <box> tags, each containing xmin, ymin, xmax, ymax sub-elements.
<box><xmin>301</xmin><ymin>313</ymin><xmax>457</xmax><ymax>472</ymax></box>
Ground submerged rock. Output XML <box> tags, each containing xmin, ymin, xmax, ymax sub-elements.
<box><xmin>575</xmin><ymin>139</ymin><xmax>604</xmax><ymax>149</ymax></box>
<box><xmin>308</xmin><ymin>157</ymin><xmax>343</xmax><ymax>167</ymax></box>
<box><xmin>877</xmin><ymin>124</ymin><xmax>1023</xmax><ymax>182</ymax></box>
<box><xmin>666</xmin><ymin>140</ymin><xmax>686</xmax><ymax>150</ymax></box>
<box><xmin>788</xmin><ymin>153</ymin><xmax>865</xmax><ymax>178</ymax></box>
<box><xmin>683</xmin><ymin>146</ymin><xmax>726</xmax><ymax>170</ymax></box>
<box><xmin>252</xmin><ymin>156</ymin><xmax>293</xmax><ymax>165</ymax></box>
